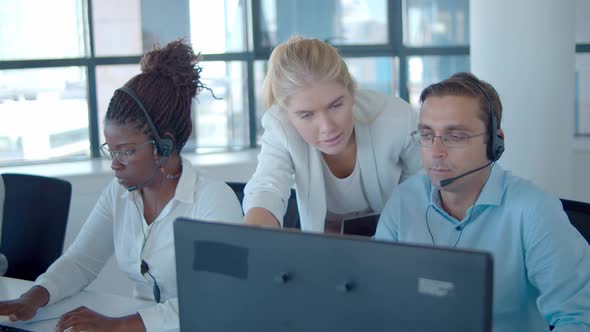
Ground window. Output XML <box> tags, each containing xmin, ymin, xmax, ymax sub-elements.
<box><xmin>0</xmin><ymin>67</ymin><xmax>90</xmax><ymax>163</ymax></box>
<box><xmin>188</xmin><ymin>0</ymin><xmax>251</xmax><ymax>151</ymax></box>
<box><xmin>403</xmin><ymin>0</ymin><xmax>469</xmax><ymax>47</ymax></box>
<box><xmin>92</xmin><ymin>0</ymin><xmax>142</xmax><ymax>56</ymax></box>
<box><xmin>0</xmin><ymin>1</ymin><xmax>89</xmax><ymax>164</ymax></box>
<box><xmin>190</xmin><ymin>0</ymin><xmax>247</xmax><ymax>53</ymax></box>
<box><xmin>259</xmin><ymin>0</ymin><xmax>388</xmax><ymax>47</ymax></box>
<box><xmin>188</xmin><ymin>61</ymin><xmax>250</xmax><ymax>152</ymax></box>
<box><xmin>1</xmin><ymin>0</ymin><xmax>477</xmax><ymax>165</ymax></box>
<box><xmin>407</xmin><ymin>55</ymin><xmax>469</xmax><ymax>106</ymax></box>
<box><xmin>0</xmin><ymin>1</ymin><xmax>86</xmax><ymax>61</ymax></box>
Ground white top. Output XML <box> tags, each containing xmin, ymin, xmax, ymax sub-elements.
<box><xmin>322</xmin><ymin>158</ymin><xmax>369</xmax><ymax>215</ymax></box>
<box><xmin>243</xmin><ymin>89</ymin><xmax>422</xmax><ymax>232</ymax></box>
<box><xmin>34</xmin><ymin>158</ymin><xmax>243</xmax><ymax>332</ymax></box>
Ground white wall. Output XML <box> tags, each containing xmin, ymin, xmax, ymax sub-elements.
<box><xmin>469</xmin><ymin>0</ymin><xmax>590</xmax><ymax>203</ymax></box>
<box><xmin>471</xmin><ymin>0</ymin><xmax>582</xmax><ymax>200</ymax></box>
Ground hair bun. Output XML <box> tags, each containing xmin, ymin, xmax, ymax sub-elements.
<box><xmin>140</xmin><ymin>39</ymin><xmax>200</xmax><ymax>96</ymax></box>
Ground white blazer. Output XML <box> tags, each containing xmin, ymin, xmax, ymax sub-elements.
<box><xmin>243</xmin><ymin>89</ymin><xmax>422</xmax><ymax>232</ymax></box>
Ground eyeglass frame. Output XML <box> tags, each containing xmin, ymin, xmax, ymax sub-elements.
<box><xmin>410</xmin><ymin>130</ymin><xmax>487</xmax><ymax>148</ymax></box>
<box><xmin>100</xmin><ymin>140</ymin><xmax>155</xmax><ymax>165</ymax></box>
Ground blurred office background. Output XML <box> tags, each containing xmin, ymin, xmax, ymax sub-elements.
<box><xmin>0</xmin><ymin>0</ymin><xmax>588</xmax><ymax>295</ymax></box>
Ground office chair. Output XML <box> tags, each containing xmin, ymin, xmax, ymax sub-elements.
<box><xmin>0</xmin><ymin>173</ymin><xmax>72</xmax><ymax>281</ymax></box>
<box><xmin>560</xmin><ymin>198</ymin><xmax>590</xmax><ymax>245</ymax></box>
<box><xmin>227</xmin><ymin>182</ymin><xmax>301</xmax><ymax>229</ymax></box>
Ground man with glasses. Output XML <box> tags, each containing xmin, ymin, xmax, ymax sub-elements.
<box><xmin>375</xmin><ymin>72</ymin><xmax>590</xmax><ymax>331</ymax></box>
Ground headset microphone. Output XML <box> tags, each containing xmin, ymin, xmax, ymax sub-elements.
<box><xmin>127</xmin><ymin>156</ymin><xmax>168</xmax><ymax>192</ymax></box>
<box><xmin>439</xmin><ymin>161</ymin><xmax>492</xmax><ymax>187</ymax></box>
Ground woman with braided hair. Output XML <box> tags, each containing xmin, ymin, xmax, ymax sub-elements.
<box><xmin>0</xmin><ymin>39</ymin><xmax>243</xmax><ymax>332</ymax></box>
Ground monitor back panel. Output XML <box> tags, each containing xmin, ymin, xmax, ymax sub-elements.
<box><xmin>174</xmin><ymin>218</ymin><xmax>493</xmax><ymax>332</ymax></box>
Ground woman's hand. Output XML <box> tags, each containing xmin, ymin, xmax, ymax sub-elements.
<box><xmin>0</xmin><ymin>285</ymin><xmax>49</xmax><ymax>321</ymax></box>
<box><xmin>54</xmin><ymin>306</ymin><xmax>145</xmax><ymax>332</ymax></box>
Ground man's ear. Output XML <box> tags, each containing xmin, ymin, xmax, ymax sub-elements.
<box><xmin>497</xmin><ymin>129</ymin><xmax>505</xmax><ymax>139</ymax></box>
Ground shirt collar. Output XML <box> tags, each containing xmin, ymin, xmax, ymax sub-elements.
<box><xmin>120</xmin><ymin>157</ymin><xmax>198</xmax><ymax>204</ymax></box>
<box><xmin>429</xmin><ymin>163</ymin><xmax>506</xmax><ymax>208</ymax></box>
<box><xmin>474</xmin><ymin>163</ymin><xmax>505</xmax><ymax>206</ymax></box>
<box><xmin>174</xmin><ymin>157</ymin><xmax>198</xmax><ymax>203</ymax></box>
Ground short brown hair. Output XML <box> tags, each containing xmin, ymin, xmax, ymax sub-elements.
<box><xmin>419</xmin><ymin>72</ymin><xmax>502</xmax><ymax>129</ymax></box>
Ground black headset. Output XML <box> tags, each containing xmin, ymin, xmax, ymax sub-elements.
<box><xmin>473</xmin><ymin>80</ymin><xmax>505</xmax><ymax>162</ymax></box>
<box><xmin>116</xmin><ymin>87</ymin><xmax>174</xmax><ymax>157</ymax></box>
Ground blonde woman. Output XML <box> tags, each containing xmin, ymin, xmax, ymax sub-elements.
<box><xmin>243</xmin><ymin>36</ymin><xmax>421</xmax><ymax>232</ymax></box>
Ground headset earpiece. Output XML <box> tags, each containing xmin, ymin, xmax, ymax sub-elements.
<box><xmin>472</xmin><ymin>80</ymin><xmax>504</xmax><ymax>162</ymax></box>
<box><xmin>116</xmin><ymin>87</ymin><xmax>173</xmax><ymax>157</ymax></box>
<box><xmin>487</xmin><ymin>99</ymin><xmax>504</xmax><ymax>162</ymax></box>
<box><xmin>158</xmin><ymin>135</ymin><xmax>174</xmax><ymax>157</ymax></box>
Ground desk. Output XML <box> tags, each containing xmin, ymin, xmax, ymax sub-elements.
<box><xmin>0</xmin><ymin>276</ymin><xmax>177</xmax><ymax>332</ymax></box>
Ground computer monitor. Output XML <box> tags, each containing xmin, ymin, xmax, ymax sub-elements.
<box><xmin>174</xmin><ymin>218</ymin><xmax>493</xmax><ymax>332</ymax></box>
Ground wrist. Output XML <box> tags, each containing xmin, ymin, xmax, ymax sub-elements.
<box><xmin>20</xmin><ymin>286</ymin><xmax>49</xmax><ymax>308</ymax></box>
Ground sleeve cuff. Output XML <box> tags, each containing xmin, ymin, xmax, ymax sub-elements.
<box><xmin>242</xmin><ymin>190</ymin><xmax>287</xmax><ymax>226</ymax></box>
<box><xmin>33</xmin><ymin>278</ymin><xmax>60</xmax><ymax>306</ymax></box>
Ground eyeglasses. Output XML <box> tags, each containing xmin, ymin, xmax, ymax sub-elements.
<box><xmin>410</xmin><ymin>130</ymin><xmax>487</xmax><ymax>148</ymax></box>
<box><xmin>141</xmin><ymin>260</ymin><xmax>161</xmax><ymax>303</ymax></box>
<box><xmin>100</xmin><ymin>140</ymin><xmax>154</xmax><ymax>165</ymax></box>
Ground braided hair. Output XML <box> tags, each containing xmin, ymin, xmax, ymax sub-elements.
<box><xmin>105</xmin><ymin>39</ymin><xmax>205</xmax><ymax>152</ymax></box>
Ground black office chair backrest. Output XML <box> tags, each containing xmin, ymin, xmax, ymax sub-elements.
<box><xmin>227</xmin><ymin>182</ymin><xmax>301</xmax><ymax>229</ymax></box>
<box><xmin>0</xmin><ymin>173</ymin><xmax>72</xmax><ymax>281</ymax></box>
<box><xmin>560</xmin><ymin>198</ymin><xmax>590</xmax><ymax>245</ymax></box>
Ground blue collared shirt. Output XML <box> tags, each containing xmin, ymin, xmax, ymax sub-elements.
<box><xmin>375</xmin><ymin>165</ymin><xmax>590</xmax><ymax>332</ymax></box>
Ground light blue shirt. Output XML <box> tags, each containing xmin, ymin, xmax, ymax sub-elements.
<box><xmin>375</xmin><ymin>165</ymin><xmax>590</xmax><ymax>332</ymax></box>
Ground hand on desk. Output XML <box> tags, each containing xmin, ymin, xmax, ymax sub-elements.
<box><xmin>54</xmin><ymin>306</ymin><xmax>145</xmax><ymax>332</ymax></box>
<box><xmin>0</xmin><ymin>286</ymin><xmax>49</xmax><ymax>322</ymax></box>
<box><xmin>0</xmin><ymin>277</ymin><xmax>158</xmax><ymax>332</ymax></box>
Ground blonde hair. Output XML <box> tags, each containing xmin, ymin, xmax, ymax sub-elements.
<box><xmin>261</xmin><ymin>36</ymin><xmax>356</xmax><ymax>109</ymax></box>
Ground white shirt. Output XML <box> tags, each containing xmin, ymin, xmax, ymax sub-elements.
<box><xmin>35</xmin><ymin>158</ymin><xmax>244</xmax><ymax>332</ymax></box>
<box><xmin>322</xmin><ymin>157</ymin><xmax>370</xmax><ymax>215</ymax></box>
